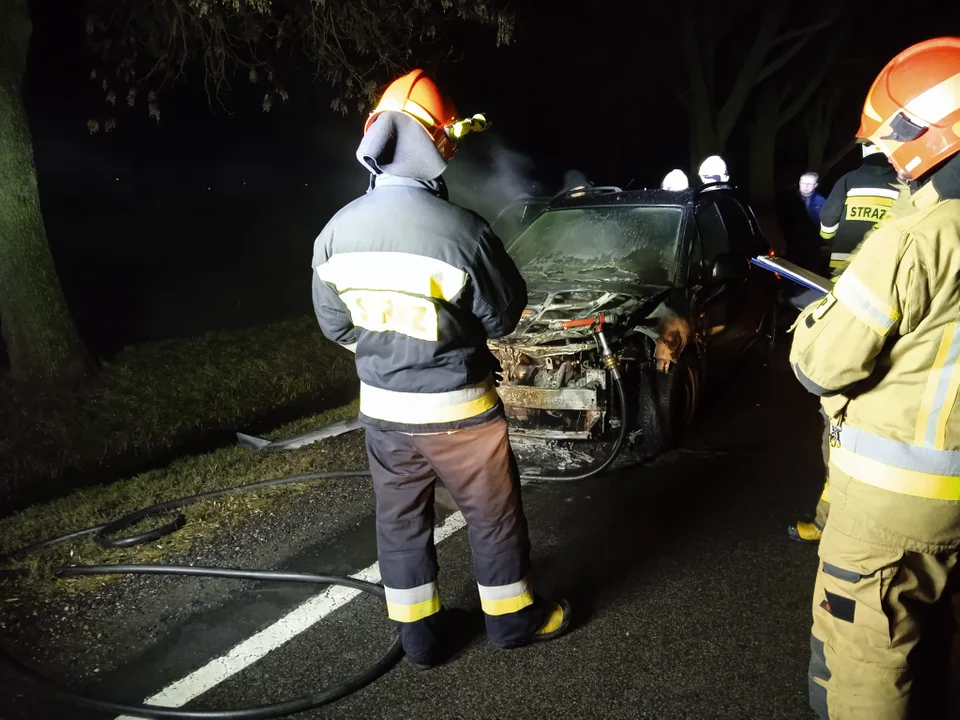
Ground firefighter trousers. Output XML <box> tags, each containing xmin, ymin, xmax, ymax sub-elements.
<box><xmin>364</xmin><ymin>417</ymin><xmax>546</xmax><ymax>662</ymax></box>
<box><xmin>808</xmin><ymin>469</ymin><xmax>960</xmax><ymax>719</ymax></box>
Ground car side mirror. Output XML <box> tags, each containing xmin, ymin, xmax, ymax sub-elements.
<box><xmin>710</xmin><ymin>253</ymin><xmax>748</xmax><ymax>283</ymax></box>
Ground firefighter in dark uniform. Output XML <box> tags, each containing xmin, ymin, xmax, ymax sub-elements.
<box><xmin>311</xmin><ymin>70</ymin><xmax>571</xmax><ymax>667</ymax></box>
<box><xmin>817</xmin><ymin>143</ymin><xmax>900</xmax><ymax>277</ymax></box>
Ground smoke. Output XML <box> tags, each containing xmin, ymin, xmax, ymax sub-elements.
<box><xmin>561</xmin><ymin>169</ymin><xmax>590</xmax><ymax>191</ymax></box>
<box><xmin>444</xmin><ymin>134</ymin><xmax>544</xmax><ymax>225</ymax></box>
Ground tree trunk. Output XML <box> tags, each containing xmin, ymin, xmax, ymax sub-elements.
<box><xmin>0</xmin><ymin>0</ymin><xmax>88</xmax><ymax>383</ymax></box>
<box><xmin>748</xmin><ymin>128</ymin><xmax>778</xmax><ymax>205</ymax></box>
<box><xmin>748</xmin><ymin>87</ymin><xmax>782</xmax><ymax>205</ymax></box>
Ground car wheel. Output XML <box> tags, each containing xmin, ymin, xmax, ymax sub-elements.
<box><xmin>636</xmin><ymin>353</ymin><xmax>700</xmax><ymax>458</ymax></box>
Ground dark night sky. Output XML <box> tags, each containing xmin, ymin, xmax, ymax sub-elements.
<box><xmin>14</xmin><ymin>0</ymin><xmax>960</xmax><ymax>357</ymax></box>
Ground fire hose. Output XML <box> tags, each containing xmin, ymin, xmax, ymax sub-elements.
<box><xmin>0</xmin><ymin>469</ymin><xmax>407</xmax><ymax>720</ymax></box>
<box><xmin>1</xmin><ymin>319</ymin><xmax>629</xmax><ymax>716</ymax></box>
<box><xmin>520</xmin><ymin>319</ymin><xmax>629</xmax><ymax>483</ymax></box>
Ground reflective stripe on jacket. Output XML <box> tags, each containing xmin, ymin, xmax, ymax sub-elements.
<box><xmin>790</xmin><ymin>180</ymin><xmax>960</xmax><ymax>501</ymax></box>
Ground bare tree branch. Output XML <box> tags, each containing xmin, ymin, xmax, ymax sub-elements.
<box><xmin>84</xmin><ymin>0</ymin><xmax>511</xmax><ymax>124</ymax></box>
<box><xmin>756</xmin><ymin>19</ymin><xmax>832</xmax><ymax>85</ymax></box>
<box><xmin>715</xmin><ymin>0</ymin><xmax>787</xmax><ymax>146</ymax></box>
<box><xmin>778</xmin><ymin>24</ymin><xmax>844</xmax><ymax>126</ymax></box>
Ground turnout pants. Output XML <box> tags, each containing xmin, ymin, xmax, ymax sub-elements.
<box><xmin>365</xmin><ymin>417</ymin><xmax>545</xmax><ymax>660</ymax></box>
<box><xmin>808</xmin><ymin>466</ymin><xmax>960</xmax><ymax>719</ymax></box>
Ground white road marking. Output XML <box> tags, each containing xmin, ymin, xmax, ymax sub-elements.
<box><xmin>116</xmin><ymin>511</ymin><xmax>468</xmax><ymax>718</ymax></box>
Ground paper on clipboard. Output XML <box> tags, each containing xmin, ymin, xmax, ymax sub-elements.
<box><xmin>750</xmin><ymin>256</ymin><xmax>833</xmax><ymax>294</ymax></box>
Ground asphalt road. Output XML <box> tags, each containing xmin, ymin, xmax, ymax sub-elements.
<box><xmin>1</xmin><ymin>348</ymin><xmax>871</xmax><ymax>720</ymax></box>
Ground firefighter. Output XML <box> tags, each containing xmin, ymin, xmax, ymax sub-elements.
<box><xmin>790</xmin><ymin>37</ymin><xmax>960</xmax><ymax>718</ymax></box>
<box><xmin>310</xmin><ymin>70</ymin><xmax>571</xmax><ymax>667</ymax></box>
<box><xmin>698</xmin><ymin>155</ymin><xmax>730</xmax><ymax>186</ymax></box>
<box><xmin>818</xmin><ymin>142</ymin><xmax>900</xmax><ymax>276</ymax></box>
<box><xmin>661</xmin><ymin>168</ymin><xmax>689</xmax><ymax>190</ymax></box>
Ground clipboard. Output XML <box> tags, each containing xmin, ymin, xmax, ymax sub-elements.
<box><xmin>750</xmin><ymin>256</ymin><xmax>833</xmax><ymax>294</ymax></box>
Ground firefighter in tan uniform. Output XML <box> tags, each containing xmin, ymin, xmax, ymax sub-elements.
<box><xmin>790</xmin><ymin>38</ymin><xmax>960</xmax><ymax>718</ymax></box>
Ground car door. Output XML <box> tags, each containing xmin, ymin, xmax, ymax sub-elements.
<box><xmin>714</xmin><ymin>196</ymin><xmax>776</xmax><ymax>350</ymax></box>
<box><xmin>690</xmin><ymin>199</ymin><xmax>740</xmax><ymax>377</ymax></box>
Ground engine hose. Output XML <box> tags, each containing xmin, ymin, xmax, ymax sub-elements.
<box><xmin>519</xmin><ymin>370</ymin><xmax>629</xmax><ymax>483</ymax></box>
<box><xmin>0</xmin><ymin>564</ymin><xmax>403</xmax><ymax>719</ymax></box>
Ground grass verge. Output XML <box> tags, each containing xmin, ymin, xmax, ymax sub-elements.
<box><xmin>0</xmin><ymin>400</ymin><xmax>366</xmax><ymax>601</ymax></box>
<box><xmin>0</xmin><ymin>315</ymin><xmax>355</xmax><ymax>503</ymax></box>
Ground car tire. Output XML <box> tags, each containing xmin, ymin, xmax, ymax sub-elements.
<box><xmin>636</xmin><ymin>353</ymin><xmax>700</xmax><ymax>458</ymax></box>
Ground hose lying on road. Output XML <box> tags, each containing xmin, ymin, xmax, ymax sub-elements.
<box><xmin>1</xmin><ymin>398</ymin><xmax>628</xmax><ymax>718</ymax></box>
<box><xmin>1</xmin><ymin>565</ymin><xmax>403</xmax><ymax>720</ymax></box>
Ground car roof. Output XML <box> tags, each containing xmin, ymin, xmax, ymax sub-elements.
<box><xmin>543</xmin><ymin>183</ymin><xmax>739</xmax><ymax>211</ymax></box>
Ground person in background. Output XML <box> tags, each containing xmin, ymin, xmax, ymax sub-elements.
<box><xmin>817</xmin><ymin>142</ymin><xmax>900</xmax><ymax>276</ymax></box>
<box><xmin>698</xmin><ymin>155</ymin><xmax>730</xmax><ymax>188</ymax></box>
<box><xmin>661</xmin><ymin>168</ymin><xmax>689</xmax><ymax>190</ymax></box>
<box><xmin>798</xmin><ymin>172</ymin><xmax>827</xmax><ymax>227</ymax></box>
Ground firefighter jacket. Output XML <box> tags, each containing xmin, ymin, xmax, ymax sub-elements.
<box><xmin>819</xmin><ymin>157</ymin><xmax>900</xmax><ymax>275</ymax></box>
<box><xmin>790</xmin><ymin>177</ymin><xmax>960</xmax><ymax>514</ymax></box>
<box><xmin>311</xmin><ymin>174</ymin><xmax>528</xmax><ymax>433</ymax></box>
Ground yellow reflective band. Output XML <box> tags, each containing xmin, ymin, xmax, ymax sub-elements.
<box><xmin>384</xmin><ymin>581</ymin><xmax>441</xmax><ymax>623</ymax></box>
<box><xmin>360</xmin><ymin>380</ymin><xmax>500</xmax><ymax>425</ymax></box>
<box><xmin>386</xmin><ymin>596</ymin><xmax>441</xmax><ymax>623</ymax></box>
<box><xmin>477</xmin><ymin>578</ymin><xmax>535</xmax><ymax>617</ymax></box>
<box><xmin>831</xmin><ymin>446</ymin><xmax>960</xmax><ymax>501</ymax></box>
<box><xmin>833</xmin><ymin>271</ymin><xmax>900</xmax><ymax>336</ymax></box>
<box><xmin>915</xmin><ymin>323</ymin><xmax>957</xmax><ymax>446</ymax></box>
<box><xmin>479</xmin><ymin>589</ymin><xmax>535</xmax><ymax>617</ymax></box>
<box><xmin>316</xmin><ymin>252</ymin><xmax>468</xmax><ymax>301</ymax></box>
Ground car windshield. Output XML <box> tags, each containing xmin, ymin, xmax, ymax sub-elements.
<box><xmin>507</xmin><ymin>206</ymin><xmax>683</xmax><ymax>285</ymax></box>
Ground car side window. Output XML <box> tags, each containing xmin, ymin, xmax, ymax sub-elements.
<box><xmin>715</xmin><ymin>198</ymin><xmax>755</xmax><ymax>255</ymax></box>
<box><xmin>687</xmin><ymin>230</ymin><xmax>704</xmax><ymax>286</ymax></box>
<box><xmin>695</xmin><ymin>202</ymin><xmax>729</xmax><ymax>262</ymax></box>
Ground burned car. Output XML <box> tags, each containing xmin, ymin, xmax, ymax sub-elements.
<box><xmin>490</xmin><ymin>184</ymin><xmax>777</xmax><ymax>477</ymax></box>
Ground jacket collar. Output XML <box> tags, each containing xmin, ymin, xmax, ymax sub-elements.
<box><xmin>912</xmin><ymin>182</ymin><xmax>941</xmax><ymax>210</ymax></box>
<box><xmin>370</xmin><ymin>173</ymin><xmax>448</xmax><ymax>200</ymax></box>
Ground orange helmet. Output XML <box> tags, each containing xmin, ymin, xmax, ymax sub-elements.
<box><xmin>857</xmin><ymin>37</ymin><xmax>960</xmax><ymax>180</ymax></box>
<box><xmin>364</xmin><ymin>69</ymin><xmax>460</xmax><ymax>160</ymax></box>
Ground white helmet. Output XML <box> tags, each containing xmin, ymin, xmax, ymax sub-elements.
<box><xmin>861</xmin><ymin>142</ymin><xmax>883</xmax><ymax>158</ymax></box>
<box><xmin>698</xmin><ymin>155</ymin><xmax>729</xmax><ymax>183</ymax></box>
<box><xmin>661</xmin><ymin>169</ymin><xmax>689</xmax><ymax>191</ymax></box>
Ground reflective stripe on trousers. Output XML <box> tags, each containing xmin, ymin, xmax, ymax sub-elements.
<box><xmin>477</xmin><ymin>577</ymin><xmax>534</xmax><ymax>616</ymax></box>
<box><xmin>384</xmin><ymin>581</ymin><xmax>440</xmax><ymax>623</ymax></box>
